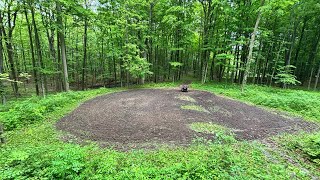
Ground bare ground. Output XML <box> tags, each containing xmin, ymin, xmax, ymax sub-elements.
<box><xmin>56</xmin><ymin>89</ymin><xmax>318</xmax><ymax>149</ymax></box>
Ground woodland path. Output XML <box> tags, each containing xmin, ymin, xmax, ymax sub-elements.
<box><xmin>56</xmin><ymin>89</ymin><xmax>316</xmax><ymax>149</ymax></box>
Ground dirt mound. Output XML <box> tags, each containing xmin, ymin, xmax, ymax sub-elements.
<box><xmin>56</xmin><ymin>89</ymin><xmax>316</xmax><ymax>149</ymax></box>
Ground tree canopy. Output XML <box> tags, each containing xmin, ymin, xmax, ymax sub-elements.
<box><xmin>0</xmin><ymin>0</ymin><xmax>320</xmax><ymax>101</ymax></box>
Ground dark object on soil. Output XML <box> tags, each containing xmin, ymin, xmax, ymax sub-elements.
<box><xmin>181</xmin><ymin>85</ymin><xmax>188</xmax><ymax>92</ymax></box>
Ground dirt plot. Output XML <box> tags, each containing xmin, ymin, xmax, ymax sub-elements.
<box><xmin>56</xmin><ymin>89</ymin><xmax>317</xmax><ymax>149</ymax></box>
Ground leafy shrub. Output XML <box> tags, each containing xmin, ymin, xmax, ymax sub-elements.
<box><xmin>0</xmin><ymin>142</ymin><xmax>311</xmax><ymax>179</ymax></box>
<box><xmin>0</xmin><ymin>144</ymin><xmax>89</xmax><ymax>179</ymax></box>
<box><xmin>274</xmin><ymin>65</ymin><xmax>301</xmax><ymax>87</ymax></box>
<box><xmin>0</xmin><ymin>100</ymin><xmax>46</xmax><ymax>130</ymax></box>
<box><xmin>0</xmin><ymin>88</ymin><xmax>117</xmax><ymax>131</ymax></box>
<box><xmin>276</xmin><ymin>132</ymin><xmax>320</xmax><ymax>166</ymax></box>
<box><xmin>299</xmin><ymin>134</ymin><xmax>320</xmax><ymax>164</ymax></box>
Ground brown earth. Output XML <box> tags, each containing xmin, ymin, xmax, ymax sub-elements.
<box><xmin>56</xmin><ymin>89</ymin><xmax>317</xmax><ymax>149</ymax></box>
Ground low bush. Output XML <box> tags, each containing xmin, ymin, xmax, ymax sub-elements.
<box><xmin>0</xmin><ymin>141</ymin><xmax>311</xmax><ymax>179</ymax></box>
<box><xmin>276</xmin><ymin>132</ymin><xmax>320</xmax><ymax>165</ymax></box>
<box><xmin>0</xmin><ymin>88</ymin><xmax>119</xmax><ymax>131</ymax></box>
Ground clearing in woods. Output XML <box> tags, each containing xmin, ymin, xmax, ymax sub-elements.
<box><xmin>56</xmin><ymin>89</ymin><xmax>316</xmax><ymax>149</ymax></box>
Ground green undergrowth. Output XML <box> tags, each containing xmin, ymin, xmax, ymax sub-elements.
<box><xmin>0</xmin><ymin>82</ymin><xmax>319</xmax><ymax>179</ymax></box>
<box><xmin>0</xmin><ymin>124</ymin><xmax>313</xmax><ymax>179</ymax></box>
<box><xmin>0</xmin><ymin>88</ymin><xmax>122</xmax><ymax>131</ymax></box>
<box><xmin>275</xmin><ymin>132</ymin><xmax>320</xmax><ymax>166</ymax></box>
<box><xmin>191</xmin><ymin>83</ymin><xmax>320</xmax><ymax>122</ymax></box>
<box><xmin>189</xmin><ymin>122</ymin><xmax>236</xmax><ymax>143</ymax></box>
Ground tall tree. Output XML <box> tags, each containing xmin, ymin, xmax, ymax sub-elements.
<box><xmin>30</xmin><ymin>1</ymin><xmax>47</xmax><ymax>96</ymax></box>
<box><xmin>2</xmin><ymin>1</ymin><xmax>19</xmax><ymax>97</ymax></box>
<box><xmin>56</xmin><ymin>1</ymin><xmax>69</xmax><ymax>91</ymax></box>
<box><xmin>82</xmin><ymin>0</ymin><xmax>88</xmax><ymax>90</ymax></box>
<box><xmin>0</xmin><ymin>10</ymin><xmax>5</xmax><ymax>103</ymax></box>
<box><xmin>241</xmin><ymin>0</ymin><xmax>265</xmax><ymax>92</ymax></box>
<box><xmin>23</xmin><ymin>2</ymin><xmax>39</xmax><ymax>95</ymax></box>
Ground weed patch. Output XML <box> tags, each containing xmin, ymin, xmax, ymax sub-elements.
<box><xmin>181</xmin><ymin>104</ymin><xmax>209</xmax><ymax>113</ymax></box>
<box><xmin>275</xmin><ymin>132</ymin><xmax>320</xmax><ymax>166</ymax></box>
<box><xmin>189</xmin><ymin>122</ymin><xmax>236</xmax><ymax>143</ymax></box>
<box><xmin>0</xmin><ymin>88</ymin><xmax>121</xmax><ymax>131</ymax></box>
<box><xmin>176</xmin><ymin>95</ymin><xmax>196</xmax><ymax>102</ymax></box>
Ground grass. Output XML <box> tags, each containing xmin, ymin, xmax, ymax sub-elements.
<box><xmin>191</xmin><ymin>83</ymin><xmax>320</xmax><ymax>122</ymax></box>
<box><xmin>176</xmin><ymin>95</ymin><xmax>196</xmax><ymax>102</ymax></box>
<box><xmin>274</xmin><ymin>132</ymin><xmax>320</xmax><ymax>166</ymax></box>
<box><xmin>189</xmin><ymin>122</ymin><xmax>230</xmax><ymax>135</ymax></box>
<box><xmin>189</xmin><ymin>122</ymin><xmax>236</xmax><ymax>144</ymax></box>
<box><xmin>181</xmin><ymin>104</ymin><xmax>209</xmax><ymax>113</ymax></box>
<box><xmin>0</xmin><ymin>82</ymin><xmax>319</xmax><ymax>179</ymax></box>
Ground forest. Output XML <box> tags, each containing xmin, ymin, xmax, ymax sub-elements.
<box><xmin>0</xmin><ymin>0</ymin><xmax>319</xmax><ymax>101</ymax></box>
<box><xmin>0</xmin><ymin>0</ymin><xmax>320</xmax><ymax>179</ymax></box>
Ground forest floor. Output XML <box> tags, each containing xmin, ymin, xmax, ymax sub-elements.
<box><xmin>56</xmin><ymin>88</ymin><xmax>317</xmax><ymax>150</ymax></box>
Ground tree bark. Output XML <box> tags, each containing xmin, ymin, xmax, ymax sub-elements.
<box><xmin>314</xmin><ymin>62</ymin><xmax>320</xmax><ymax>90</ymax></box>
<box><xmin>0</xmin><ymin>12</ymin><xmax>5</xmax><ymax>104</ymax></box>
<box><xmin>3</xmin><ymin>7</ymin><xmax>19</xmax><ymax>97</ymax></box>
<box><xmin>269</xmin><ymin>37</ymin><xmax>286</xmax><ymax>86</ymax></box>
<box><xmin>57</xmin><ymin>2</ymin><xmax>69</xmax><ymax>91</ymax></box>
<box><xmin>199</xmin><ymin>0</ymin><xmax>214</xmax><ymax>84</ymax></box>
<box><xmin>41</xmin><ymin>8</ymin><xmax>57</xmax><ymax>91</ymax></box>
<box><xmin>293</xmin><ymin>18</ymin><xmax>307</xmax><ymax>66</ymax></box>
<box><xmin>30</xmin><ymin>4</ymin><xmax>47</xmax><ymax>97</ymax></box>
<box><xmin>241</xmin><ymin>0</ymin><xmax>265</xmax><ymax>92</ymax></box>
<box><xmin>24</xmin><ymin>4</ymin><xmax>40</xmax><ymax>96</ymax></box>
<box><xmin>307</xmin><ymin>67</ymin><xmax>314</xmax><ymax>90</ymax></box>
<box><xmin>82</xmin><ymin>3</ymin><xmax>88</xmax><ymax>91</ymax></box>
<box><xmin>0</xmin><ymin>123</ymin><xmax>4</xmax><ymax>144</ymax></box>
<box><xmin>307</xmin><ymin>28</ymin><xmax>320</xmax><ymax>89</ymax></box>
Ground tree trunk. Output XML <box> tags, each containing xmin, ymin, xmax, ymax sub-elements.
<box><xmin>200</xmin><ymin>0</ymin><xmax>214</xmax><ymax>84</ymax></box>
<box><xmin>24</xmin><ymin>5</ymin><xmax>40</xmax><ymax>95</ymax></box>
<box><xmin>82</xmin><ymin>12</ymin><xmax>88</xmax><ymax>90</ymax></box>
<box><xmin>293</xmin><ymin>18</ymin><xmax>307</xmax><ymax>66</ymax></box>
<box><xmin>314</xmin><ymin>62</ymin><xmax>320</xmax><ymax>90</ymax></box>
<box><xmin>285</xmin><ymin>20</ymin><xmax>298</xmax><ymax>67</ymax></box>
<box><xmin>56</xmin><ymin>24</ymin><xmax>63</xmax><ymax>91</ymax></box>
<box><xmin>269</xmin><ymin>37</ymin><xmax>286</xmax><ymax>86</ymax></box>
<box><xmin>57</xmin><ymin>2</ymin><xmax>69</xmax><ymax>91</ymax></box>
<box><xmin>0</xmin><ymin>27</ymin><xmax>3</xmax><ymax>74</ymax></box>
<box><xmin>41</xmin><ymin>9</ymin><xmax>57</xmax><ymax>92</ymax></box>
<box><xmin>0</xmin><ymin>123</ymin><xmax>4</xmax><ymax>144</ymax></box>
<box><xmin>0</xmin><ymin>13</ymin><xmax>5</xmax><ymax>104</ymax></box>
<box><xmin>307</xmin><ymin>28</ymin><xmax>320</xmax><ymax>89</ymax></box>
<box><xmin>252</xmin><ymin>41</ymin><xmax>263</xmax><ymax>84</ymax></box>
<box><xmin>148</xmin><ymin>2</ymin><xmax>154</xmax><ymax>81</ymax></box>
<box><xmin>3</xmin><ymin>9</ymin><xmax>19</xmax><ymax>97</ymax></box>
<box><xmin>31</xmin><ymin>5</ymin><xmax>47</xmax><ymax>97</ymax></box>
<box><xmin>81</xmin><ymin>0</ymin><xmax>88</xmax><ymax>90</ymax></box>
<box><xmin>307</xmin><ymin>67</ymin><xmax>314</xmax><ymax>90</ymax></box>
<box><xmin>241</xmin><ymin>0</ymin><xmax>265</xmax><ymax>92</ymax></box>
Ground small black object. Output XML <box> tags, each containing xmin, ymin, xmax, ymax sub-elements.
<box><xmin>181</xmin><ymin>85</ymin><xmax>188</xmax><ymax>92</ymax></box>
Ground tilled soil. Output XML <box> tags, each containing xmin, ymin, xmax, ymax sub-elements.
<box><xmin>56</xmin><ymin>89</ymin><xmax>317</xmax><ymax>149</ymax></box>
